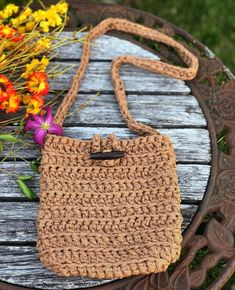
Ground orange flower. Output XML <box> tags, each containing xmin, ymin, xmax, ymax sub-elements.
<box><xmin>0</xmin><ymin>25</ymin><xmax>24</xmax><ymax>42</ymax></box>
<box><xmin>21</xmin><ymin>93</ymin><xmax>31</xmax><ymax>105</ymax></box>
<box><xmin>11</xmin><ymin>33</ymin><xmax>24</xmax><ymax>43</ymax></box>
<box><xmin>0</xmin><ymin>74</ymin><xmax>12</xmax><ymax>102</ymax></box>
<box><xmin>0</xmin><ymin>25</ymin><xmax>15</xmax><ymax>38</ymax></box>
<box><xmin>0</xmin><ymin>74</ymin><xmax>17</xmax><ymax>111</ymax></box>
<box><xmin>27</xmin><ymin>71</ymin><xmax>49</xmax><ymax>97</ymax></box>
<box><xmin>26</xmin><ymin>95</ymin><xmax>44</xmax><ymax>116</ymax></box>
<box><xmin>0</xmin><ymin>90</ymin><xmax>20</xmax><ymax>113</ymax></box>
<box><xmin>0</xmin><ymin>74</ymin><xmax>20</xmax><ymax>113</ymax></box>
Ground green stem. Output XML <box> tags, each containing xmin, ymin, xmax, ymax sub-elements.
<box><xmin>0</xmin><ymin>139</ymin><xmax>31</xmax><ymax>165</ymax></box>
<box><xmin>10</xmin><ymin>151</ymin><xmax>30</xmax><ymax>164</ymax></box>
<box><xmin>36</xmin><ymin>0</ymin><xmax>47</xmax><ymax>9</ymax></box>
<box><xmin>0</xmin><ymin>167</ymin><xmax>19</xmax><ymax>178</ymax></box>
<box><xmin>66</xmin><ymin>92</ymin><xmax>100</xmax><ymax>117</ymax></box>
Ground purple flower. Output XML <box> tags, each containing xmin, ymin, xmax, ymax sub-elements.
<box><xmin>24</xmin><ymin>106</ymin><xmax>63</xmax><ymax>146</ymax></box>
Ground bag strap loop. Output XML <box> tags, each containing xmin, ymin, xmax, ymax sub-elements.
<box><xmin>54</xmin><ymin>18</ymin><xmax>199</xmax><ymax>135</ymax></box>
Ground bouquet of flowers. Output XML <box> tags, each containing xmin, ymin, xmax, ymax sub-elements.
<box><xmin>0</xmin><ymin>1</ymin><xmax>85</xmax><ymax>199</ymax></box>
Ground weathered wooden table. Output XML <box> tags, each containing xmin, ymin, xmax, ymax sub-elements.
<box><xmin>0</xmin><ymin>2</ymin><xmax>234</xmax><ymax>290</ymax></box>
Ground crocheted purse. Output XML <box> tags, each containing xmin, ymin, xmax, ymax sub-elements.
<box><xmin>36</xmin><ymin>18</ymin><xmax>199</xmax><ymax>279</ymax></box>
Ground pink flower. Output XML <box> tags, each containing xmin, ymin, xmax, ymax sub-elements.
<box><xmin>24</xmin><ymin>106</ymin><xmax>63</xmax><ymax>146</ymax></box>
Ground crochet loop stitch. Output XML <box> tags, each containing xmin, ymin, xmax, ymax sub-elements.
<box><xmin>36</xmin><ymin>17</ymin><xmax>198</xmax><ymax>279</ymax></box>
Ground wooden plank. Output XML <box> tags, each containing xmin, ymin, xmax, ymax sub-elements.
<box><xmin>0</xmin><ymin>32</ymin><xmax>209</xmax><ymax>290</ymax></box>
<box><xmin>2</xmin><ymin>127</ymin><xmax>211</xmax><ymax>163</ymax></box>
<box><xmin>0</xmin><ymin>162</ymin><xmax>210</xmax><ymax>201</ymax></box>
<box><xmin>48</xmin><ymin>62</ymin><xmax>191</xmax><ymax>94</ymax></box>
<box><xmin>4</xmin><ymin>92</ymin><xmax>207</xmax><ymax>127</ymax></box>
<box><xmin>61</xmin><ymin>128</ymin><xmax>211</xmax><ymax>163</ymax></box>
<box><xmin>54</xmin><ymin>32</ymin><xmax>160</xmax><ymax>60</ymax></box>
<box><xmin>0</xmin><ymin>245</ymin><xmax>111</xmax><ymax>289</ymax></box>
<box><xmin>0</xmin><ymin>209</ymin><xmax>199</xmax><ymax>290</ymax></box>
<box><xmin>0</xmin><ymin>205</ymin><xmax>198</xmax><ymax>289</ymax></box>
<box><xmin>52</xmin><ymin>94</ymin><xmax>206</xmax><ymax>127</ymax></box>
<box><xmin>0</xmin><ymin>202</ymin><xmax>198</xmax><ymax>242</ymax></box>
<box><xmin>49</xmin><ymin>33</ymin><xmax>189</xmax><ymax>94</ymax></box>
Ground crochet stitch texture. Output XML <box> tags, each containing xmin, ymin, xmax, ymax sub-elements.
<box><xmin>36</xmin><ymin>18</ymin><xmax>198</xmax><ymax>279</ymax></box>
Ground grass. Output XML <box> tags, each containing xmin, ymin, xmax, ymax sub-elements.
<box><xmin>217</xmin><ymin>128</ymin><xmax>229</xmax><ymax>154</ymax></box>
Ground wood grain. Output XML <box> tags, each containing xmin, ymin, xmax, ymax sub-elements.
<box><xmin>0</xmin><ymin>162</ymin><xmax>210</xmax><ymax>202</ymax></box>
<box><xmin>0</xmin><ymin>32</ymin><xmax>211</xmax><ymax>289</ymax></box>
<box><xmin>0</xmin><ymin>200</ymin><xmax>197</xmax><ymax>290</ymax></box>
<box><xmin>49</xmin><ymin>93</ymin><xmax>207</xmax><ymax>127</ymax></box>
<box><xmin>53</xmin><ymin>32</ymin><xmax>160</xmax><ymax>60</ymax></box>
<box><xmin>2</xmin><ymin>127</ymin><xmax>211</xmax><ymax>163</ymax></box>
<box><xmin>0</xmin><ymin>204</ymin><xmax>198</xmax><ymax>289</ymax></box>
<box><xmin>48</xmin><ymin>61</ymin><xmax>190</xmax><ymax>94</ymax></box>
<box><xmin>0</xmin><ymin>161</ymin><xmax>210</xmax><ymax>203</ymax></box>
<box><xmin>0</xmin><ymin>202</ymin><xmax>198</xmax><ymax>242</ymax></box>
<box><xmin>0</xmin><ymin>245</ymin><xmax>111</xmax><ymax>289</ymax></box>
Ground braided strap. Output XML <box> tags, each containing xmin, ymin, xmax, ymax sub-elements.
<box><xmin>54</xmin><ymin>18</ymin><xmax>199</xmax><ymax>134</ymax></box>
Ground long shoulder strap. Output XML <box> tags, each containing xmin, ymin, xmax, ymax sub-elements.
<box><xmin>54</xmin><ymin>18</ymin><xmax>199</xmax><ymax>135</ymax></box>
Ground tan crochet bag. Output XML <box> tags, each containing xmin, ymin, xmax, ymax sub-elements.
<box><xmin>36</xmin><ymin>18</ymin><xmax>199</xmax><ymax>279</ymax></box>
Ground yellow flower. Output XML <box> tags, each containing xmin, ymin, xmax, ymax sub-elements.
<box><xmin>11</xmin><ymin>2</ymin><xmax>69</xmax><ymax>33</ymax></box>
<box><xmin>49</xmin><ymin>2</ymin><xmax>68</xmax><ymax>15</ymax></box>
<box><xmin>0</xmin><ymin>54</ymin><xmax>6</xmax><ymax>62</ymax></box>
<box><xmin>36</xmin><ymin>37</ymin><xmax>52</xmax><ymax>51</ymax></box>
<box><xmin>0</xmin><ymin>4</ymin><xmax>19</xmax><ymax>20</ymax></box>
<box><xmin>17</xmin><ymin>26</ymin><xmax>26</xmax><ymax>34</ymax></box>
<box><xmin>33</xmin><ymin>2</ymin><xmax>68</xmax><ymax>31</ymax></box>
<box><xmin>10</xmin><ymin>8</ymin><xmax>32</xmax><ymax>28</ymax></box>
<box><xmin>39</xmin><ymin>20</ymin><xmax>49</xmax><ymax>33</ymax></box>
<box><xmin>55</xmin><ymin>2</ymin><xmax>68</xmax><ymax>14</ymax></box>
<box><xmin>22</xmin><ymin>93</ymin><xmax>31</xmax><ymax>105</ymax></box>
<box><xmin>18</xmin><ymin>13</ymin><xmax>27</xmax><ymax>22</ymax></box>
<box><xmin>48</xmin><ymin>13</ymin><xmax>62</xmax><ymax>27</ymax></box>
<box><xmin>33</xmin><ymin>10</ymin><xmax>47</xmax><ymax>22</ymax></box>
<box><xmin>26</xmin><ymin>95</ymin><xmax>44</xmax><ymax>116</ymax></box>
<box><xmin>10</xmin><ymin>17</ymin><xmax>21</xmax><ymax>27</ymax></box>
<box><xmin>13</xmin><ymin>13</ymin><xmax>27</xmax><ymax>25</ymax></box>
<box><xmin>40</xmin><ymin>56</ymin><xmax>50</xmax><ymax>68</ymax></box>
<box><xmin>21</xmin><ymin>56</ymin><xmax>49</xmax><ymax>79</ymax></box>
<box><xmin>0</xmin><ymin>54</ymin><xmax>6</xmax><ymax>68</ymax></box>
<box><xmin>23</xmin><ymin>7</ymin><xmax>32</xmax><ymax>17</ymax></box>
<box><xmin>25</xmin><ymin>21</ymin><xmax>35</xmax><ymax>32</ymax></box>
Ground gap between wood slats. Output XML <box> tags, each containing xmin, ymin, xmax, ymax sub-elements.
<box><xmin>1</xmin><ymin>127</ymin><xmax>211</xmax><ymax>164</ymax></box>
<box><xmin>51</xmin><ymin>32</ymin><xmax>161</xmax><ymax>61</ymax></box>
<box><xmin>0</xmin><ymin>163</ymin><xmax>210</xmax><ymax>202</ymax></box>
<box><xmin>0</xmin><ymin>203</ymin><xmax>198</xmax><ymax>243</ymax></box>
<box><xmin>47</xmin><ymin>61</ymin><xmax>191</xmax><ymax>94</ymax></box>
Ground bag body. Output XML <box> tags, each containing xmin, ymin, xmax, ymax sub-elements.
<box><xmin>36</xmin><ymin>18</ymin><xmax>199</xmax><ymax>279</ymax></box>
<box><xmin>37</xmin><ymin>133</ymin><xmax>182</xmax><ymax>278</ymax></box>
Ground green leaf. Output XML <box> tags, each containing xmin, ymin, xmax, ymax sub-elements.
<box><xmin>30</xmin><ymin>159</ymin><xmax>40</xmax><ymax>173</ymax></box>
<box><xmin>19</xmin><ymin>175</ymin><xmax>33</xmax><ymax>181</ymax></box>
<box><xmin>16</xmin><ymin>179</ymin><xmax>36</xmax><ymax>200</ymax></box>
<box><xmin>0</xmin><ymin>133</ymin><xmax>20</xmax><ymax>143</ymax></box>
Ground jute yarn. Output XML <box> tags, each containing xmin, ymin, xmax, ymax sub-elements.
<box><xmin>36</xmin><ymin>18</ymin><xmax>199</xmax><ymax>279</ymax></box>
